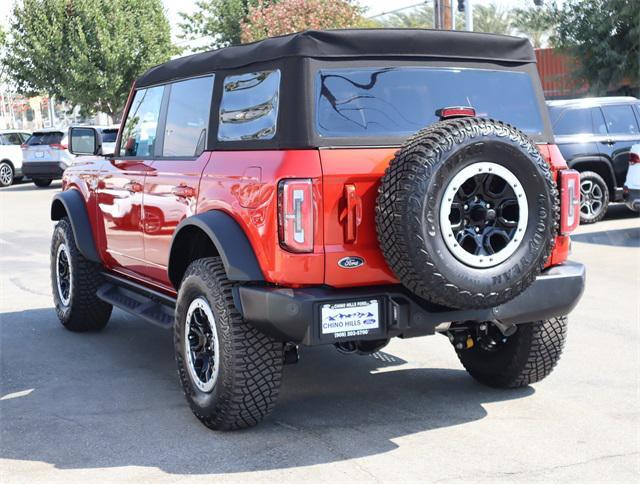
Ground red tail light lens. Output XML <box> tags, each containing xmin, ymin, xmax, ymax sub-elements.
<box><xmin>559</xmin><ymin>169</ymin><xmax>580</xmax><ymax>234</ymax></box>
<box><xmin>630</xmin><ymin>152</ymin><xmax>640</xmax><ymax>165</ymax></box>
<box><xmin>20</xmin><ymin>144</ymin><xmax>27</xmax><ymax>150</ymax></box>
<box><xmin>278</xmin><ymin>179</ymin><xmax>314</xmax><ymax>253</ymax></box>
<box><xmin>50</xmin><ymin>143</ymin><xmax>67</xmax><ymax>150</ymax></box>
<box><xmin>435</xmin><ymin>106</ymin><xmax>476</xmax><ymax>120</ymax></box>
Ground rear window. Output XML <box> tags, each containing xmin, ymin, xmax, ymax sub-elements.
<box><xmin>316</xmin><ymin>67</ymin><xmax>544</xmax><ymax>138</ymax></box>
<box><xmin>101</xmin><ymin>129</ymin><xmax>118</xmax><ymax>143</ymax></box>
<box><xmin>26</xmin><ymin>131</ymin><xmax>64</xmax><ymax>146</ymax></box>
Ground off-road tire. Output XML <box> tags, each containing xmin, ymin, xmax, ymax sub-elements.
<box><xmin>579</xmin><ymin>171</ymin><xmax>609</xmax><ymax>224</ymax></box>
<box><xmin>376</xmin><ymin>117</ymin><xmax>559</xmax><ymax>309</ymax></box>
<box><xmin>175</xmin><ymin>257</ymin><xmax>284</xmax><ymax>430</ymax></box>
<box><xmin>33</xmin><ymin>178</ymin><xmax>53</xmax><ymax>188</ymax></box>
<box><xmin>457</xmin><ymin>317</ymin><xmax>568</xmax><ymax>388</ymax></box>
<box><xmin>0</xmin><ymin>161</ymin><xmax>14</xmax><ymax>187</ymax></box>
<box><xmin>51</xmin><ymin>217</ymin><xmax>112</xmax><ymax>331</ymax></box>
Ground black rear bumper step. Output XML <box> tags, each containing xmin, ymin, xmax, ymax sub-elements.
<box><xmin>238</xmin><ymin>261</ymin><xmax>586</xmax><ymax>346</ymax></box>
<box><xmin>97</xmin><ymin>273</ymin><xmax>175</xmax><ymax>329</ymax></box>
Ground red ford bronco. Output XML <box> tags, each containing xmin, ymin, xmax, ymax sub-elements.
<box><xmin>50</xmin><ymin>29</ymin><xmax>585</xmax><ymax>430</ymax></box>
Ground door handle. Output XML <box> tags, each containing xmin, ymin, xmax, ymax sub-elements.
<box><xmin>124</xmin><ymin>181</ymin><xmax>143</xmax><ymax>193</ymax></box>
<box><xmin>340</xmin><ymin>184</ymin><xmax>362</xmax><ymax>243</ymax></box>
<box><xmin>172</xmin><ymin>185</ymin><xmax>196</xmax><ymax>198</ymax></box>
<box><xmin>600</xmin><ymin>138</ymin><xmax>615</xmax><ymax>145</ymax></box>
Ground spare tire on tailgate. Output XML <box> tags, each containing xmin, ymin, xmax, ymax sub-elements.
<box><xmin>376</xmin><ymin>117</ymin><xmax>559</xmax><ymax>309</ymax></box>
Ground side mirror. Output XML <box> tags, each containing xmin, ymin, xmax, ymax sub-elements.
<box><xmin>68</xmin><ymin>127</ymin><xmax>101</xmax><ymax>156</ymax></box>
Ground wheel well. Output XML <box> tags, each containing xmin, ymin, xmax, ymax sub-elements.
<box><xmin>572</xmin><ymin>161</ymin><xmax>615</xmax><ymax>200</ymax></box>
<box><xmin>51</xmin><ymin>198</ymin><xmax>68</xmax><ymax>220</ymax></box>
<box><xmin>168</xmin><ymin>226</ymin><xmax>220</xmax><ymax>288</ymax></box>
<box><xmin>1</xmin><ymin>159</ymin><xmax>14</xmax><ymax>170</ymax></box>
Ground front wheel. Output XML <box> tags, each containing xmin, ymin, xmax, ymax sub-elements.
<box><xmin>175</xmin><ymin>257</ymin><xmax>284</xmax><ymax>430</ymax></box>
<box><xmin>455</xmin><ymin>317</ymin><xmax>568</xmax><ymax>388</ymax></box>
<box><xmin>51</xmin><ymin>217</ymin><xmax>112</xmax><ymax>331</ymax></box>
<box><xmin>0</xmin><ymin>162</ymin><xmax>14</xmax><ymax>187</ymax></box>
<box><xmin>33</xmin><ymin>178</ymin><xmax>53</xmax><ymax>188</ymax></box>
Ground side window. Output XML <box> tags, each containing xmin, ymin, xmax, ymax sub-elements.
<box><xmin>601</xmin><ymin>104</ymin><xmax>639</xmax><ymax>135</ymax></box>
<box><xmin>163</xmin><ymin>76</ymin><xmax>214</xmax><ymax>157</ymax></box>
<box><xmin>591</xmin><ymin>108</ymin><xmax>608</xmax><ymax>135</ymax></box>
<box><xmin>118</xmin><ymin>85</ymin><xmax>164</xmax><ymax>157</ymax></box>
<box><xmin>552</xmin><ymin>108</ymin><xmax>593</xmax><ymax>135</ymax></box>
<box><xmin>1</xmin><ymin>133</ymin><xmax>22</xmax><ymax>145</ymax></box>
<box><xmin>218</xmin><ymin>70</ymin><xmax>281</xmax><ymax>141</ymax></box>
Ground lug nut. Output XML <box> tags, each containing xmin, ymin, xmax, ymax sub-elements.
<box><xmin>479</xmin><ymin>323</ymin><xmax>487</xmax><ymax>331</ymax></box>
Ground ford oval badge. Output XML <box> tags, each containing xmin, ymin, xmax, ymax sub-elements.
<box><xmin>338</xmin><ymin>256</ymin><xmax>365</xmax><ymax>269</ymax></box>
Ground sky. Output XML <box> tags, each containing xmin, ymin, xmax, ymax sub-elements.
<box><xmin>0</xmin><ymin>0</ymin><xmax>554</xmax><ymax>42</ymax></box>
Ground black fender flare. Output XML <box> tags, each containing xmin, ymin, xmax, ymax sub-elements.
<box><xmin>168</xmin><ymin>211</ymin><xmax>265</xmax><ymax>286</ymax></box>
<box><xmin>568</xmin><ymin>156</ymin><xmax>616</xmax><ymax>185</ymax></box>
<box><xmin>50</xmin><ymin>189</ymin><xmax>100</xmax><ymax>263</ymax></box>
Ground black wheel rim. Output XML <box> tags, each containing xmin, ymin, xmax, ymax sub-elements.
<box><xmin>55</xmin><ymin>243</ymin><xmax>72</xmax><ymax>306</ymax></box>
<box><xmin>184</xmin><ymin>297</ymin><xmax>219</xmax><ymax>392</ymax></box>
<box><xmin>440</xmin><ymin>162</ymin><xmax>528</xmax><ymax>268</ymax></box>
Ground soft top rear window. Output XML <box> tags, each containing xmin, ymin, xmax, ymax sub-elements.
<box><xmin>316</xmin><ymin>67</ymin><xmax>544</xmax><ymax>138</ymax></box>
<box><xmin>26</xmin><ymin>131</ymin><xmax>64</xmax><ymax>145</ymax></box>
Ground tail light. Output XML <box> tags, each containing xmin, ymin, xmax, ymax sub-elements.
<box><xmin>50</xmin><ymin>143</ymin><xmax>68</xmax><ymax>150</ymax></box>
<box><xmin>436</xmin><ymin>106</ymin><xmax>476</xmax><ymax>120</ymax></box>
<box><xmin>559</xmin><ymin>169</ymin><xmax>580</xmax><ymax>234</ymax></box>
<box><xmin>278</xmin><ymin>179</ymin><xmax>314</xmax><ymax>253</ymax></box>
<box><xmin>20</xmin><ymin>144</ymin><xmax>27</xmax><ymax>150</ymax></box>
<box><xmin>630</xmin><ymin>152</ymin><xmax>640</xmax><ymax>165</ymax></box>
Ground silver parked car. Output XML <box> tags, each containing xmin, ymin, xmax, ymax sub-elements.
<box><xmin>21</xmin><ymin>128</ymin><xmax>75</xmax><ymax>187</ymax></box>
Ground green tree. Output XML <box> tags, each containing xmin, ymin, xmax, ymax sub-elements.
<box><xmin>240</xmin><ymin>0</ymin><xmax>365</xmax><ymax>43</ymax></box>
<box><xmin>3</xmin><ymin>0</ymin><xmax>176</xmax><ymax>119</ymax></box>
<box><xmin>379</xmin><ymin>4</ymin><xmax>434</xmax><ymax>28</ymax></box>
<box><xmin>179</xmin><ymin>0</ymin><xmax>268</xmax><ymax>49</ymax></box>
<box><xmin>552</xmin><ymin>0</ymin><xmax>639</xmax><ymax>95</ymax></box>
<box><xmin>512</xmin><ymin>5</ymin><xmax>556</xmax><ymax>48</ymax></box>
<box><xmin>472</xmin><ymin>4</ymin><xmax>514</xmax><ymax>35</ymax></box>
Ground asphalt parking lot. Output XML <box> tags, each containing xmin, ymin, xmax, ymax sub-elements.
<box><xmin>1</xmin><ymin>180</ymin><xmax>638</xmax><ymax>483</ymax></box>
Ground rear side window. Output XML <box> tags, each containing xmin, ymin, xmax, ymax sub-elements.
<box><xmin>119</xmin><ymin>85</ymin><xmax>164</xmax><ymax>157</ymax></box>
<box><xmin>551</xmin><ymin>108</ymin><xmax>593</xmax><ymax>135</ymax></box>
<box><xmin>218</xmin><ymin>70</ymin><xmax>280</xmax><ymax>141</ymax></box>
<box><xmin>0</xmin><ymin>133</ymin><xmax>23</xmax><ymax>145</ymax></box>
<box><xmin>316</xmin><ymin>67</ymin><xmax>544</xmax><ymax>138</ymax></box>
<box><xmin>26</xmin><ymin>131</ymin><xmax>64</xmax><ymax>146</ymax></box>
<box><xmin>163</xmin><ymin>76</ymin><xmax>214</xmax><ymax>156</ymax></box>
<box><xmin>601</xmin><ymin>104</ymin><xmax>639</xmax><ymax>135</ymax></box>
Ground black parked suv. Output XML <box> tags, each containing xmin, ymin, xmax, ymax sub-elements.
<box><xmin>547</xmin><ymin>96</ymin><xmax>640</xmax><ymax>223</ymax></box>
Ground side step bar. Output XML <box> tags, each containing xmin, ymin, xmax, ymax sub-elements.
<box><xmin>97</xmin><ymin>273</ymin><xmax>177</xmax><ymax>329</ymax></box>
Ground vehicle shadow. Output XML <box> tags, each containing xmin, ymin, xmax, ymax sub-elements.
<box><xmin>0</xmin><ymin>307</ymin><xmax>534</xmax><ymax>475</ymax></box>
<box><xmin>603</xmin><ymin>203</ymin><xmax>639</xmax><ymax>221</ymax></box>
<box><xmin>571</xmin><ymin>227</ymin><xmax>640</xmax><ymax>248</ymax></box>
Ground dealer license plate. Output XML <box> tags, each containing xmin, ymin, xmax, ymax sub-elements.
<box><xmin>321</xmin><ymin>299</ymin><xmax>380</xmax><ymax>339</ymax></box>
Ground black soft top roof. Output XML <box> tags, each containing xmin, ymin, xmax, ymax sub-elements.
<box><xmin>136</xmin><ymin>28</ymin><xmax>536</xmax><ymax>88</ymax></box>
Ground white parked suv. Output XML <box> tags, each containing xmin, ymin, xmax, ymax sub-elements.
<box><xmin>0</xmin><ymin>130</ymin><xmax>31</xmax><ymax>187</ymax></box>
<box><xmin>623</xmin><ymin>144</ymin><xmax>640</xmax><ymax>212</ymax></box>
<box><xmin>21</xmin><ymin>128</ymin><xmax>75</xmax><ymax>187</ymax></box>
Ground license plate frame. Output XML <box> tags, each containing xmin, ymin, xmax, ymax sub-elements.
<box><xmin>319</xmin><ymin>299</ymin><xmax>383</xmax><ymax>341</ymax></box>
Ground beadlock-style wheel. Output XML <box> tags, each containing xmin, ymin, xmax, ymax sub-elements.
<box><xmin>439</xmin><ymin>162</ymin><xmax>528</xmax><ymax>268</ymax></box>
<box><xmin>55</xmin><ymin>242</ymin><xmax>72</xmax><ymax>306</ymax></box>
<box><xmin>184</xmin><ymin>297</ymin><xmax>220</xmax><ymax>393</ymax></box>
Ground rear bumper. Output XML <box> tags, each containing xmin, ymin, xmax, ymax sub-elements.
<box><xmin>623</xmin><ymin>186</ymin><xmax>640</xmax><ymax>212</ymax></box>
<box><xmin>22</xmin><ymin>162</ymin><xmax>66</xmax><ymax>179</ymax></box>
<box><xmin>238</xmin><ymin>261</ymin><xmax>586</xmax><ymax>346</ymax></box>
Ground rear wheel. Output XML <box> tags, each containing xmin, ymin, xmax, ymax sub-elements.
<box><xmin>51</xmin><ymin>217</ymin><xmax>112</xmax><ymax>331</ymax></box>
<box><xmin>33</xmin><ymin>178</ymin><xmax>53</xmax><ymax>188</ymax></box>
<box><xmin>455</xmin><ymin>317</ymin><xmax>568</xmax><ymax>388</ymax></box>
<box><xmin>175</xmin><ymin>257</ymin><xmax>284</xmax><ymax>430</ymax></box>
<box><xmin>0</xmin><ymin>162</ymin><xmax>14</xmax><ymax>187</ymax></box>
<box><xmin>579</xmin><ymin>171</ymin><xmax>609</xmax><ymax>224</ymax></box>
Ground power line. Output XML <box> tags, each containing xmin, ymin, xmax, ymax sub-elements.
<box><xmin>367</xmin><ymin>1</ymin><xmax>430</xmax><ymax>19</ymax></box>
